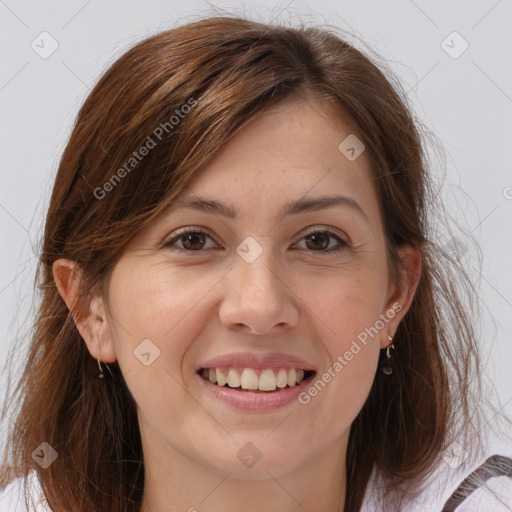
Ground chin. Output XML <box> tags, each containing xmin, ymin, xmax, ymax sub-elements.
<box><xmin>197</xmin><ymin>440</ymin><xmax>307</xmax><ymax>480</ymax></box>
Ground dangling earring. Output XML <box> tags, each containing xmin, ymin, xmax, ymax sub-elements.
<box><xmin>381</xmin><ymin>334</ymin><xmax>395</xmax><ymax>375</ymax></box>
<box><xmin>97</xmin><ymin>358</ymin><xmax>113</xmax><ymax>379</ymax></box>
<box><xmin>97</xmin><ymin>358</ymin><xmax>104</xmax><ymax>378</ymax></box>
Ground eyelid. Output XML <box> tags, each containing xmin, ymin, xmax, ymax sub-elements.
<box><xmin>161</xmin><ymin>225</ymin><xmax>219</xmax><ymax>249</ymax></box>
<box><xmin>295</xmin><ymin>225</ymin><xmax>348</xmax><ymax>244</ymax></box>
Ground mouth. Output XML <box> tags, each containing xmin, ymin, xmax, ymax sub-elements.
<box><xmin>196</xmin><ymin>367</ymin><xmax>317</xmax><ymax>393</ymax></box>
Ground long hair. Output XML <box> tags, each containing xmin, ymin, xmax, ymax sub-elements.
<box><xmin>0</xmin><ymin>14</ymin><xmax>492</xmax><ymax>511</ymax></box>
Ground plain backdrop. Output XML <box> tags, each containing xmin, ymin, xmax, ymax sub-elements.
<box><xmin>0</xmin><ymin>0</ymin><xmax>511</xmax><ymax>453</ymax></box>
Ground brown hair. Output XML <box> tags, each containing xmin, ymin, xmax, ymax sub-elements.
<box><xmin>1</xmin><ymin>14</ymin><xmax>488</xmax><ymax>511</ymax></box>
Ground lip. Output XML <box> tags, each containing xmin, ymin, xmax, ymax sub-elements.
<box><xmin>196</xmin><ymin>370</ymin><xmax>316</xmax><ymax>411</ymax></box>
<box><xmin>197</xmin><ymin>352</ymin><xmax>317</xmax><ymax>372</ymax></box>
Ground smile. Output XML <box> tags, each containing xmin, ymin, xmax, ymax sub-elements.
<box><xmin>196</xmin><ymin>366</ymin><xmax>317</xmax><ymax>411</ymax></box>
<box><xmin>198</xmin><ymin>367</ymin><xmax>316</xmax><ymax>392</ymax></box>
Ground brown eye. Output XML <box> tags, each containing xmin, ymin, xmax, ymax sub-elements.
<box><xmin>163</xmin><ymin>229</ymin><xmax>217</xmax><ymax>252</ymax></box>
<box><xmin>179</xmin><ymin>232</ymin><xmax>206</xmax><ymax>250</ymax></box>
<box><xmin>304</xmin><ymin>232</ymin><xmax>330</xmax><ymax>251</ymax></box>
<box><xmin>296</xmin><ymin>229</ymin><xmax>348</xmax><ymax>253</ymax></box>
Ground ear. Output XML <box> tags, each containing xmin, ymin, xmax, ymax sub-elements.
<box><xmin>380</xmin><ymin>244</ymin><xmax>422</xmax><ymax>349</ymax></box>
<box><xmin>52</xmin><ymin>258</ymin><xmax>117</xmax><ymax>363</ymax></box>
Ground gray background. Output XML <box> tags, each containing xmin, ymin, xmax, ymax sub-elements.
<box><xmin>1</xmin><ymin>0</ymin><xmax>511</xmax><ymax>440</ymax></box>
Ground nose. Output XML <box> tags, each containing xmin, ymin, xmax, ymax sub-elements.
<box><xmin>218</xmin><ymin>248</ymin><xmax>300</xmax><ymax>335</ymax></box>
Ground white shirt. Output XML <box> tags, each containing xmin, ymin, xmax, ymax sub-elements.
<box><xmin>361</xmin><ymin>434</ymin><xmax>512</xmax><ymax>512</ymax></box>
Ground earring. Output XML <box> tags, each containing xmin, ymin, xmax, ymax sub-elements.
<box><xmin>97</xmin><ymin>358</ymin><xmax>104</xmax><ymax>378</ymax></box>
<box><xmin>97</xmin><ymin>358</ymin><xmax>113</xmax><ymax>379</ymax></box>
<box><xmin>381</xmin><ymin>334</ymin><xmax>395</xmax><ymax>375</ymax></box>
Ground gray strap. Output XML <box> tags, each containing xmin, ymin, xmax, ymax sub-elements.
<box><xmin>442</xmin><ymin>455</ymin><xmax>512</xmax><ymax>511</ymax></box>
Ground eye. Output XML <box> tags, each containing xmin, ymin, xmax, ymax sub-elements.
<box><xmin>162</xmin><ymin>226</ymin><xmax>348</xmax><ymax>254</ymax></box>
<box><xmin>163</xmin><ymin>227</ymin><xmax>218</xmax><ymax>252</ymax></box>
<box><xmin>294</xmin><ymin>228</ymin><xmax>349</xmax><ymax>253</ymax></box>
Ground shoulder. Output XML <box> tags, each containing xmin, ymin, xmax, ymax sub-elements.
<box><xmin>361</xmin><ymin>440</ymin><xmax>512</xmax><ymax>512</ymax></box>
<box><xmin>453</xmin><ymin>475</ymin><xmax>512</xmax><ymax>511</ymax></box>
<box><xmin>444</xmin><ymin>454</ymin><xmax>512</xmax><ymax>512</ymax></box>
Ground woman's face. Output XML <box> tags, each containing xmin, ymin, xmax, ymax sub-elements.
<box><xmin>97</xmin><ymin>97</ymin><xmax>414</xmax><ymax>480</ymax></box>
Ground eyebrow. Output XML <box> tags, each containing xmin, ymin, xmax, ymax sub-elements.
<box><xmin>166</xmin><ymin>195</ymin><xmax>369</xmax><ymax>223</ymax></box>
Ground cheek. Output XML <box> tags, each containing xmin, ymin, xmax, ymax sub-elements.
<box><xmin>107</xmin><ymin>258</ymin><xmax>216</xmax><ymax>347</ymax></box>
<box><xmin>104</xmin><ymin>277</ymin><xmax>200</xmax><ymax>430</ymax></box>
<box><xmin>296</xmin><ymin>274</ymin><xmax>385</xmax><ymax>427</ymax></box>
<box><xmin>104</xmin><ymin>260</ymin><xmax>206</xmax><ymax>396</ymax></box>
<box><xmin>105</xmin><ymin>258</ymin><xmax>233</xmax><ymax>413</ymax></box>
<box><xmin>301</xmin><ymin>332</ymin><xmax>380</xmax><ymax>438</ymax></box>
<box><xmin>306</xmin><ymin>271</ymin><xmax>387</xmax><ymax>348</ymax></box>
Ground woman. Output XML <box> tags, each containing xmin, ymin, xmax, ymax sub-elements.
<box><xmin>1</xmin><ymin>14</ymin><xmax>511</xmax><ymax>512</ymax></box>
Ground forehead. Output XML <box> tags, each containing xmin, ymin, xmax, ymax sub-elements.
<box><xmin>166</xmin><ymin>97</ymin><xmax>381</xmax><ymax>227</ymax></box>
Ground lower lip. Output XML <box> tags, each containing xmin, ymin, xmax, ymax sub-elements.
<box><xmin>196</xmin><ymin>372</ymin><xmax>315</xmax><ymax>411</ymax></box>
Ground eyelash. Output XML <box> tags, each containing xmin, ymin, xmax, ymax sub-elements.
<box><xmin>162</xmin><ymin>226</ymin><xmax>349</xmax><ymax>255</ymax></box>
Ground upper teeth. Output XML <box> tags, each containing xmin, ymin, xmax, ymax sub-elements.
<box><xmin>201</xmin><ymin>367</ymin><xmax>306</xmax><ymax>391</ymax></box>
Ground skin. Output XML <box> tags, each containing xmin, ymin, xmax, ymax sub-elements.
<box><xmin>53</xmin><ymin>97</ymin><xmax>421</xmax><ymax>512</ymax></box>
